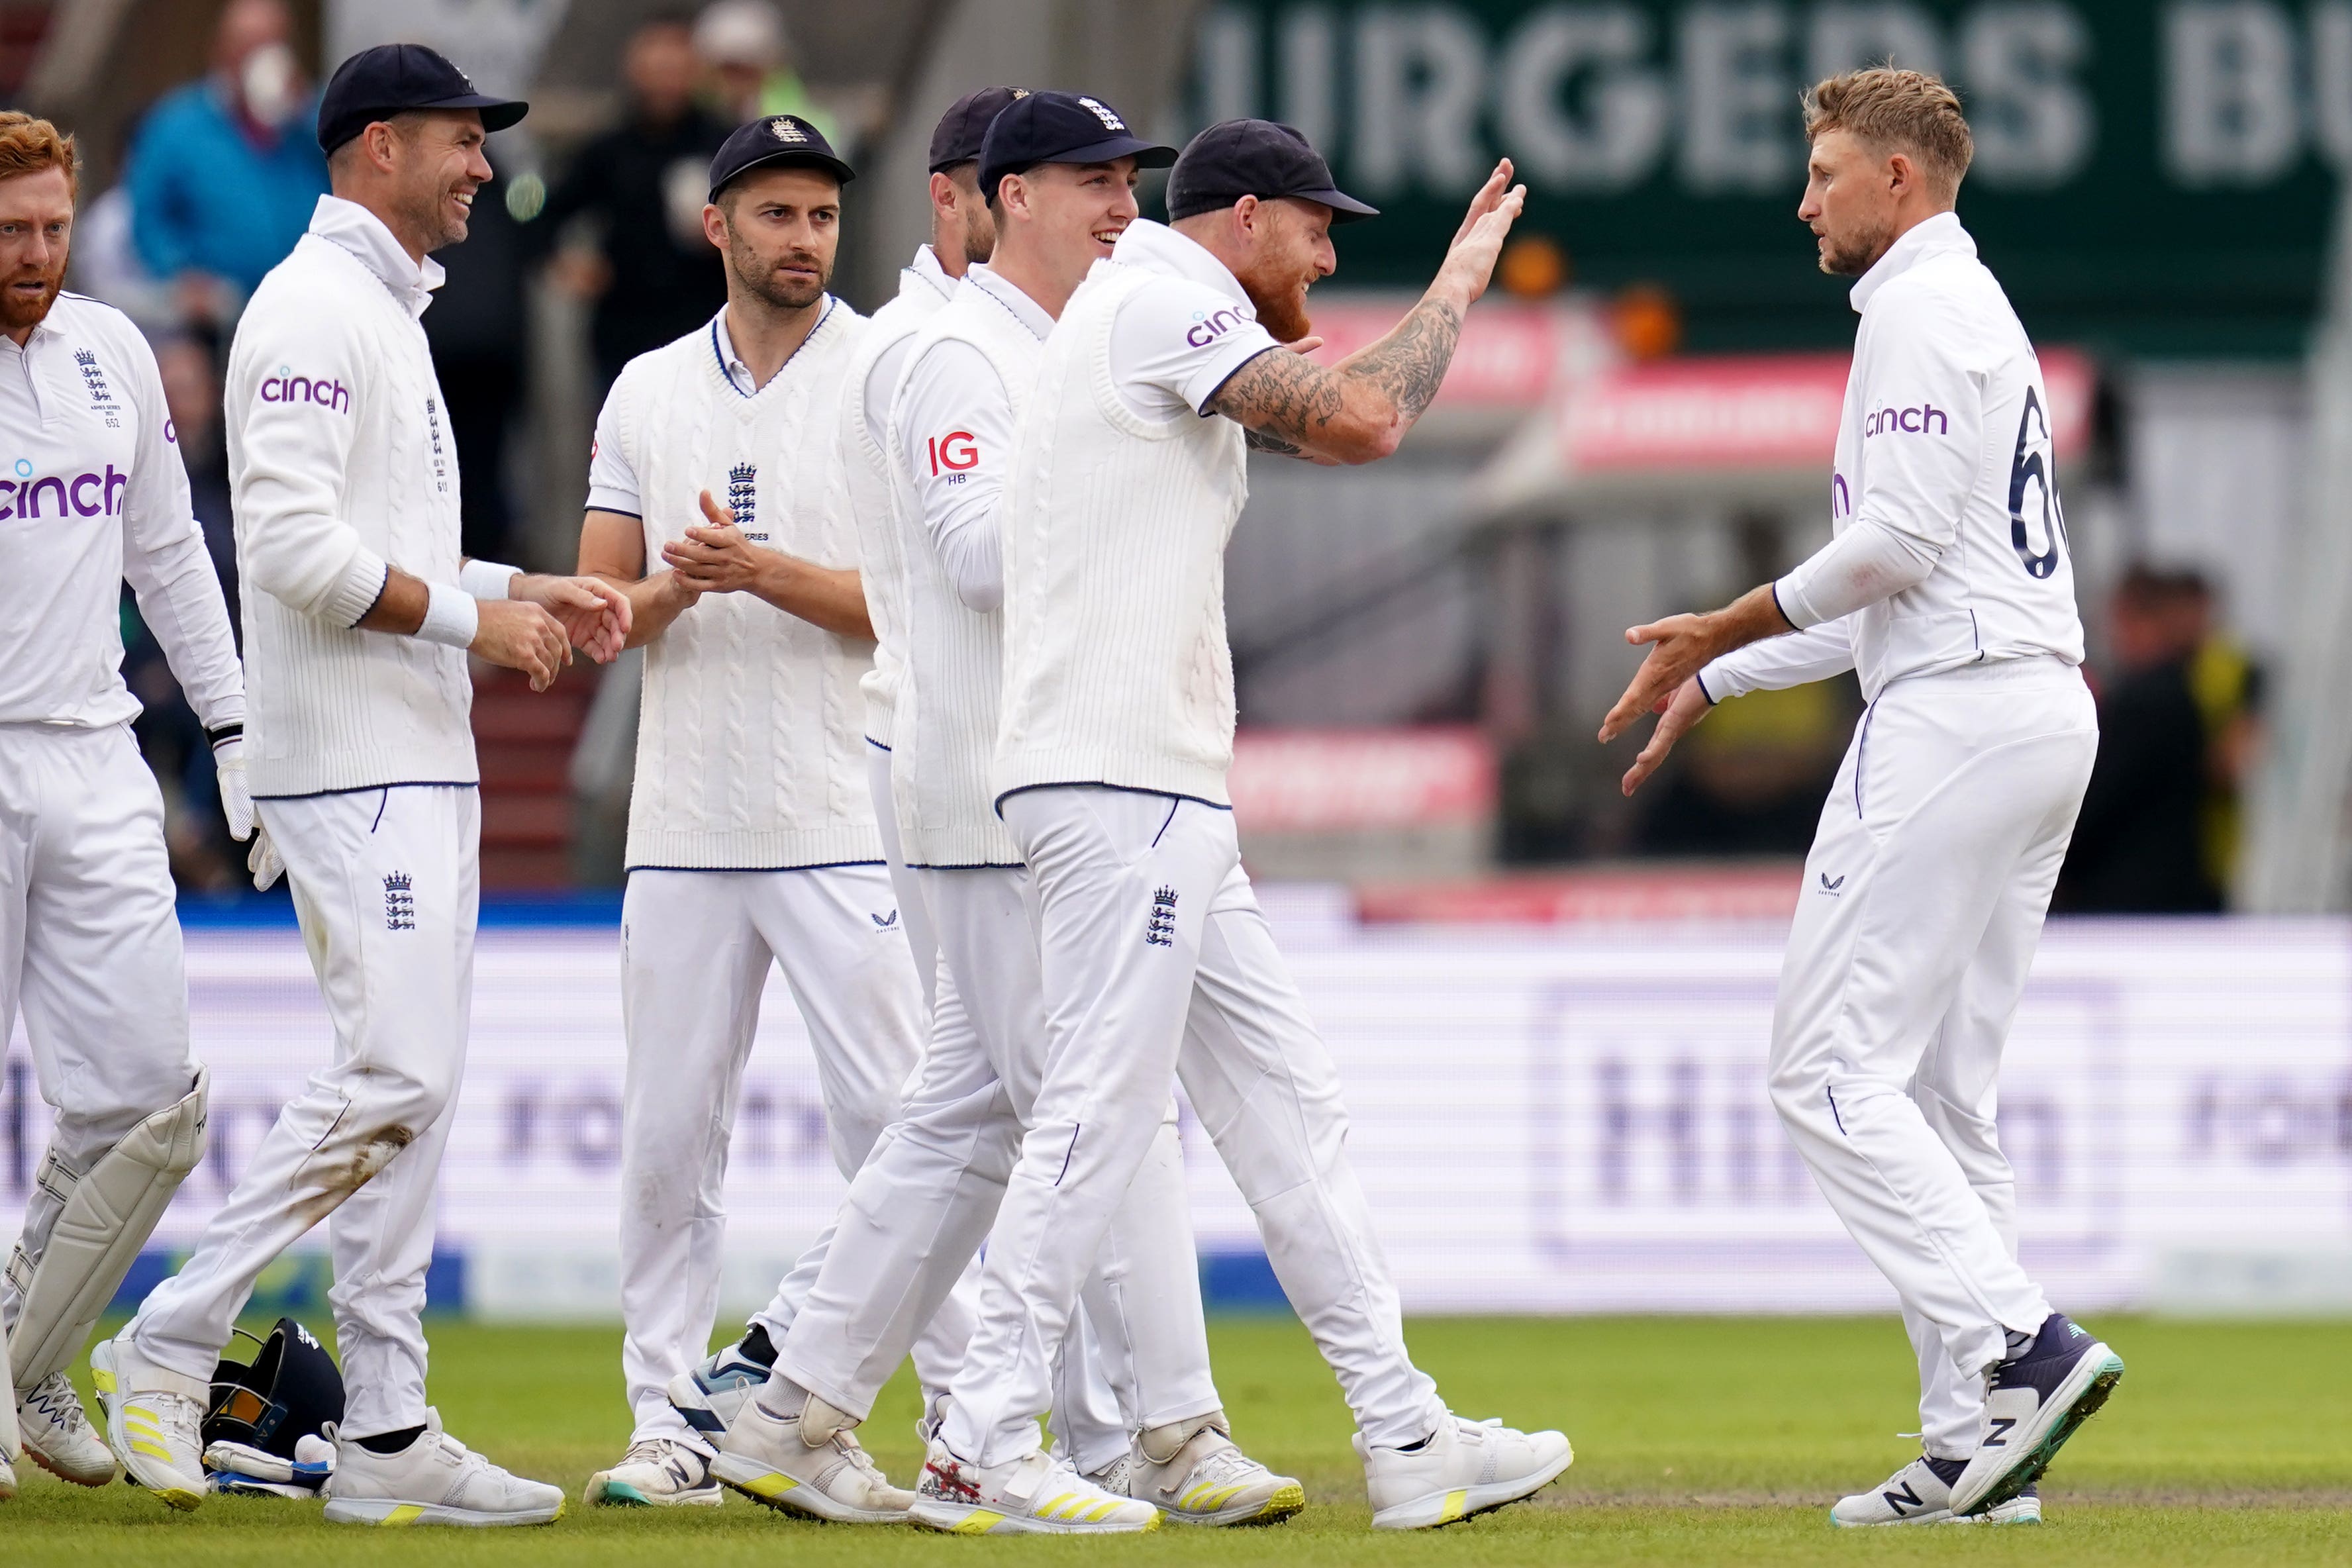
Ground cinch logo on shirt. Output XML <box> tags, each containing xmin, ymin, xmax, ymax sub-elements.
<box><xmin>0</xmin><ymin>459</ymin><xmax>128</xmax><ymax>520</ymax></box>
<box><xmin>260</xmin><ymin>367</ymin><xmax>351</xmax><ymax>414</ymax></box>
<box><xmin>926</xmin><ymin>430</ymin><xmax>979</xmax><ymax>477</ymax></box>
<box><xmin>1185</xmin><ymin>307</ymin><xmax>1252</xmax><ymax>348</ymax></box>
<box><xmin>1864</xmin><ymin>403</ymin><xmax>1948</xmax><ymax>436</ymax></box>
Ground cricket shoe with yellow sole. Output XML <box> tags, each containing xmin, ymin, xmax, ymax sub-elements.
<box><xmin>89</xmin><ymin>1334</ymin><xmax>207</xmax><ymax>1509</ymax></box>
<box><xmin>911</xmin><ymin>1438</ymin><xmax>1161</xmax><ymax>1534</ymax></box>
<box><xmin>19</xmin><ymin>1372</ymin><xmax>119</xmax><ymax>1486</ymax></box>
<box><xmin>1357</xmin><ymin>1414</ymin><xmax>1573</xmax><ymax>1530</ymax></box>
<box><xmin>1131</xmin><ymin>1412</ymin><xmax>1304</xmax><ymax>1527</ymax></box>
<box><xmin>585</xmin><ymin>1436</ymin><xmax>723</xmax><ymax>1508</ymax></box>
<box><xmin>321</xmin><ymin>1409</ymin><xmax>564</xmax><ymax>1526</ymax></box>
<box><xmin>710</xmin><ymin>1380</ymin><xmax>914</xmax><ymax>1522</ymax></box>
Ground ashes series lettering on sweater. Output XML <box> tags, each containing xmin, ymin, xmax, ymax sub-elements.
<box><xmin>228</xmin><ymin>195</ymin><xmax>475</xmax><ymax>799</ymax></box>
<box><xmin>589</xmin><ymin>302</ymin><xmax>885</xmax><ymax>872</ymax></box>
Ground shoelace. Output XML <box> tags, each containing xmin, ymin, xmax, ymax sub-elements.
<box><xmin>29</xmin><ymin>1375</ymin><xmax>91</xmax><ymax>1435</ymax></box>
<box><xmin>131</xmin><ymin>1391</ymin><xmax>204</xmax><ymax>1456</ymax></box>
<box><xmin>621</xmin><ymin>1439</ymin><xmax>697</xmax><ymax>1486</ymax></box>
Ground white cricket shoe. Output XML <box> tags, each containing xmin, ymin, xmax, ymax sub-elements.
<box><xmin>666</xmin><ymin>1331</ymin><xmax>774</xmax><ymax>1444</ymax></box>
<box><xmin>709</xmin><ymin>1381</ymin><xmax>913</xmax><ymax>1523</ymax></box>
<box><xmin>1950</xmin><ymin>1312</ymin><xmax>2124</xmax><ymax>1518</ymax></box>
<box><xmin>321</xmin><ymin>1409</ymin><xmax>564</xmax><ymax>1526</ymax></box>
<box><xmin>585</xmin><ymin>1437</ymin><xmax>722</xmax><ymax>1508</ymax></box>
<box><xmin>1830</xmin><ymin>1454</ymin><xmax>2043</xmax><ymax>1526</ymax></box>
<box><xmin>19</xmin><ymin>1372</ymin><xmax>119</xmax><ymax>1486</ymax></box>
<box><xmin>1357</xmin><ymin>1414</ymin><xmax>1572</xmax><ymax>1530</ymax></box>
<box><xmin>90</xmin><ymin>1334</ymin><xmax>207</xmax><ymax>1510</ymax></box>
<box><xmin>1087</xmin><ymin>1453</ymin><xmax>1133</xmax><ymax>1496</ymax></box>
<box><xmin>0</xmin><ymin>1449</ymin><xmax>15</xmax><ymax>1502</ymax></box>
<box><xmin>1132</xmin><ymin>1412</ymin><xmax>1304</xmax><ymax>1527</ymax></box>
<box><xmin>910</xmin><ymin>1438</ymin><xmax>1161</xmax><ymax>1534</ymax></box>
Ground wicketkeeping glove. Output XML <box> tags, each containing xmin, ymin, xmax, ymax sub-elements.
<box><xmin>211</xmin><ymin>731</ymin><xmax>284</xmax><ymax>892</ymax></box>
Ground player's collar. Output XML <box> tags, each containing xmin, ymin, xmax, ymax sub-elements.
<box><xmin>1109</xmin><ymin>219</ymin><xmax>1250</xmax><ymax>306</ymax></box>
<box><xmin>905</xmin><ymin>244</ymin><xmax>956</xmax><ymax>303</ymax></box>
<box><xmin>963</xmin><ymin>264</ymin><xmax>1054</xmax><ymax>341</ymax></box>
<box><xmin>1849</xmin><ymin>211</ymin><xmax>1974</xmax><ymax>314</ymax></box>
<box><xmin>308</xmin><ymin>195</ymin><xmax>444</xmax><ymax>318</ymax></box>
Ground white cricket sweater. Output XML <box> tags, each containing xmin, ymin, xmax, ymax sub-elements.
<box><xmin>992</xmin><ymin>260</ymin><xmax>1251</xmax><ymax>807</ymax></box>
<box><xmin>595</xmin><ymin>303</ymin><xmax>884</xmax><ymax>871</ymax></box>
<box><xmin>846</xmin><ymin>246</ymin><xmax>956</xmax><ymax>748</ymax></box>
<box><xmin>888</xmin><ymin>275</ymin><xmax>1042</xmax><ymax>867</ymax></box>
<box><xmin>228</xmin><ymin>195</ymin><xmax>472</xmax><ymax>797</ymax></box>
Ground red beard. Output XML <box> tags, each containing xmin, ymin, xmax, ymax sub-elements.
<box><xmin>0</xmin><ymin>264</ymin><xmax>62</xmax><ymax>334</ymax></box>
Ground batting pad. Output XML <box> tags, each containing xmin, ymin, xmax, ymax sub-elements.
<box><xmin>7</xmin><ymin>1068</ymin><xmax>208</xmax><ymax>1394</ymax></box>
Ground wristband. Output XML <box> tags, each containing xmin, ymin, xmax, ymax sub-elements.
<box><xmin>416</xmin><ymin>581</ymin><xmax>481</xmax><ymax>649</ymax></box>
<box><xmin>460</xmin><ymin>558</ymin><xmax>520</xmax><ymax>599</ymax></box>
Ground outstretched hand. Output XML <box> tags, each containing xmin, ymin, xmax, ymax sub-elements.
<box><xmin>1618</xmin><ymin>677</ymin><xmax>1712</xmax><ymax>797</ymax></box>
<box><xmin>1599</xmin><ymin>612</ymin><xmax>1727</xmax><ymax>747</ymax></box>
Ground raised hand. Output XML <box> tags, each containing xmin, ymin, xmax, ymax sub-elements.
<box><xmin>1441</xmin><ymin>160</ymin><xmax>1528</xmax><ymax>304</ymax></box>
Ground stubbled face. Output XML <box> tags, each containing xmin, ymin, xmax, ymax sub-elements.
<box><xmin>1002</xmin><ymin>158</ymin><xmax>1139</xmax><ymax>291</ymax></box>
<box><xmin>1229</xmin><ymin>196</ymin><xmax>1336</xmax><ymax>344</ymax></box>
<box><xmin>947</xmin><ymin>165</ymin><xmax>995</xmax><ymax>266</ymax></box>
<box><xmin>1799</xmin><ymin>128</ymin><xmax>1900</xmax><ymax>277</ymax></box>
<box><xmin>386</xmin><ymin>111</ymin><xmax>492</xmax><ymax>252</ymax></box>
<box><xmin>712</xmin><ymin>166</ymin><xmax>840</xmax><ymax>311</ymax></box>
<box><xmin>0</xmin><ymin>166</ymin><xmax>72</xmax><ymax>336</ymax></box>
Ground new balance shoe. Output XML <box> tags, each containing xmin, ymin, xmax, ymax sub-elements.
<box><xmin>585</xmin><ymin>1437</ymin><xmax>722</xmax><ymax>1508</ymax></box>
<box><xmin>18</xmin><ymin>1372</ymin><xmax>119</xmax><ymax>1486</ymax></box>
<box><xmin>709</xmin><ymin>1380</ymin><xmax>912</xmax><ymax>1523</ymax></box>
<box><xmin>1830</xmin><ymin>1455</ymin><xmax>2043</xmax><ymax>1526</ymax></box>
<box><xmin>910</xmin><ymin>1438</ymin><xmax>1160</xmax><ymax>1534</ymax></box>
<box><xmin>321</xmin><ymin>1410</ymin><xmax>564</xmax><ymax>1526</ymax></box>
<box><xmin>1357</xmin><ymin>1415</ymin><xmax>1573</xmax><ymax>1530</ymax></box>
<box><xmin>1132</xmin><ymin>1412</ymin><xmax>1304</xmax><ymax>1527</ymax></box>
<box><xmin>667</xmin><ymin>1327</ymin><xmax>775</xmax><ymax>1444</ymax></box>
<box><xmin>1950</xmin><ymin>1313</ymin><xmax>2124</xmax><ymax>1517</ymax></box>
<box><xmin>90</xmin><ymin>1334</ymin><xmax>207</xmax><ymax>1509</ymax></box>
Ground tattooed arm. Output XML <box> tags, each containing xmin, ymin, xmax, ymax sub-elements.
<box><xmin>1208</xmin><ymin>161</ymin><xmax>1526</xmax><ymax>464</ymax></box>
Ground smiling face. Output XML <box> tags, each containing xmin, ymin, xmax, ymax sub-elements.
<box><xmin>710</xmin><ymin>165</ymin><xmax>840</xmax><ymax>311</ymax></box>
<box><xmin>0</xmin><ymin>164</ymin><xmax>72</xmax><ymax>339</ymax></box>
<box><xmin>1227</xmin><ymin>195</ymin><xmax>1336</xmax><ymax>344</ymax></box>
<box><xmin>374</xmin><ymin>110</ymin><xmax>492</xmax><ymax>254</ymax></box>
<box><xmin>997</xmin><ymin>157</ymin><xmax>1140</xmax><ymax>293</ymax></box>
<box><xmin>1798</xmin><ymin>128</ymin><xmax>1904</xmax><ymax>277</ymax></box>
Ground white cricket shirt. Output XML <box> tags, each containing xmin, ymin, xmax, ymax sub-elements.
<box><xmin>0</xmin><ymin>292</ymin><xmax>243</xmax><ymax>732</ymax></box>
<box><xmin>1703</xmin><ymin>213</ymin><xmax>2083</xmax><ymax>705</ymax></box>
<box><xmin>587</xmin><ymin>299</ymin><xmax>884</xmax><ymax>872</ymax></box>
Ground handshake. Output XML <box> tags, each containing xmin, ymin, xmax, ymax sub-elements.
<box><xmin>471</xmin><ymin>573</ymin><xmax>634</xmax><ymax>692</ymax></box>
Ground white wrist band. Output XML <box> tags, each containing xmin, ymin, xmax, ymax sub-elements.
<box><xmin>460</xmin><ymin>558</ymin><xmax>519</xmax><ymax>599</ymax></box>
<box><xmin>416</xmin><ymin>581</ymin><xmax>481</xmax><ymax>649</ymax></box>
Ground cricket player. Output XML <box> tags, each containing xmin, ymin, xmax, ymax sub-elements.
<box><xmin>95</xmin><ymin>46</ymin><xmax>626</xmax><ymax>1525</ymax></box>
<box><xmin>906</xmin><ymin>117</ymin><xmax>1569</xmax><ymax>1534</ymax></box>
<box><xmin>705</xmin><ymin>92</ymin><xmax>1300</xmax><ymax>1534</ymax></box>
<box><xmin>573</xmin><ymin>113</ymin><xmax>973</xmax><ymax>1513</ymax></box>
<box><xmin>0</xmin><ymin>113</ymin><xmax>241</xmax><ymax>1498</ymax></box>
<box><xmin>1601</xmin><ymin>70</ymin><xmax>2124</xmax><ymax>1526</ymax></box>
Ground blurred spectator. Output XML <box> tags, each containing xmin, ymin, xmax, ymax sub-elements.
<box><xmin>694</xmin><ymin>0</ymin><xmax>838</xmax><ymax>138</ymax></box>
<box><xmin>429</xmin><ymin>164</ymin><xmax>529</xmax><ymax>562</ymax></box>
<box><xmin>122</xmin><ymin>0</ymin><xmax>327</xmax><ymax>338</ymax></box>
<box><xmin>155</xmin><ymin>334</ymin><xmax>238</xmax><ymax>635</ymax></box>
<box><xmin>533</xmin><ymin>13</ymin><xmax>729</xmax><ymax>393</ymax></box>
<box><xmin>2059</xmin><ymin>566</ymin><xmax>2264</xmax><ymax>912</ymax></box>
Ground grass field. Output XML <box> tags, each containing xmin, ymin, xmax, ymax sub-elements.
<box><xmin>6</xmin><ymin>1314</ymin><xmax>2348</xmax><ymax>1565</ymax></box>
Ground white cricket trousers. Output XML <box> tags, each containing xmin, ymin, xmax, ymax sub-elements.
<box><xmin>943</xmin><ymin>786</ymin><xmax>1446</xmax><ymax>1467</ymax></box>
<box><xmin>773</xmin><ymin>860</ymin><xmax>1216</xmax><ymax>1470</ymax></box>
<box><xmin>128</xmin><ymin>784</ymin><xmax>477</xmax><ymax>1440</ymax></box>
<box><xmin>619</xmin><ymin>863</ymin><xmax>967</xmax><ymax>1450</ymax></box>
<box><xmin>869</xmin><ymin>740</ymin><xmax>939</xmax><ymax>1016</ymax></box>
<box><xmin>1768</xmin><ymin>657</ymin><xmax>2096</xmax><ymax>1456</ymax></box>
<box><xmin>0</xmin><ymin>724</ymin><xmax>201</xmax><ymax>1332</ymax></box>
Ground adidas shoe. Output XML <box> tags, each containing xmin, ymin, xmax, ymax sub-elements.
<box><xmin>1831</xmin><ymin>1455</ymin><xmax>2043</xmax><ymax>1526</ymax></box>
<box><xmin>667</xmin><ymin>1328</ymin><xmax>775</xmax><ymax>1444</ymax></box>
<box><xmin>1087</xmin><ymin>1453</ymin><xmax>1133</xmax><ymax>1496</ymax></box>
<box><xmin>19</xmin><ymin>1372</ymin><xmax>119</xmax><ymax>1486</ymax></box>
<box><xmin>585</xmin><ymin>1437</ymin><xmax>722</xmax><ymax>1508</ymax></box>
<box><xmin>1357</xmin><ymin>1415</ymin><xmax>1572</xmax><ymax>1530</ymax></box>
<box><xmin>910</xmin><ymin>1438</ymin><xmax>1160</xmax><ymax>1534</ymax></box>
<box><xmin>1950</xmin><ymin>1313</ymin><xmax>2124</xmax><ymax>1517</ymax></box>
<box><xmin>91</xmin><ymin>1335</ymin><xmax>207</xmax><ymax>1510</ymax></box>
<box><xmin>710</xmin><ymin>1380</ymin><xmax>912</xmax><ymax>1523</ymax></box>
<box><xmin>320</xmin><ymin>1410</ymin><xmax>564</xmax><ymax>1526</ymax></box>
<box><xmin>1132</xmin><ymin>1412</ymin><xmax>1304</xmax><ymax>1527</ymax></box>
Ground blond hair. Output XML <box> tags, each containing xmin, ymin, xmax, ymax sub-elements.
<box><xmin>1803</xmin><ymin>68</ymin><xmax>1971</xmax><ymax>201</ymax></box>
<box><xmin>0</xmin><ymin>111</ymin><xmax>78</xmax><ymax>196</ymax></box>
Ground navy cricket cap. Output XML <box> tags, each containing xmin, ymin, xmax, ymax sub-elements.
<box><xmin>708</xmin><ymin>114</ymin><xmax>856</xmax><ymax>200</ymax></box>
<box><xmin>317</xmin><ymin>44</ymin><xmax>527</xmax><ymax>155</ymax></box>
<box><xmin>1167</xmin><ymin>119</ymin><xmax>1378</xmax><ymax>225</ymax></box>
<box><xmin>929</xmin><ymin>86</ymin><xmax>1029</xmax><ymax>173</ymax></box>
<box><xmin>977</xmin><ymin>90</ymin><xmax>1175</xmax><ymax>202</ymax></box>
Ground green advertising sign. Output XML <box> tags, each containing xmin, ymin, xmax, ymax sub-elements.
<box><xmin>1185</xmin><ymin>2</ymin><xmax>2352</xmax><ymax>355</ymax></box>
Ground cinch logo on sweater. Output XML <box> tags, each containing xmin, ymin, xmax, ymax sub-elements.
<box><xmin>1864</xmin><ymin>403</ymin><xmax>1947</xmax><ymax>436</ymax></box>
<box><xmin>1185</xmin><ymin>307</ymin><xmax>1251</xmax><ymax>348</ymax></box>
<box><xmin>260</xmin><ymin>367</ymin><xmax>351</xmax><ymax>414</ymax></box>
<box><xmin>0</xmin><ymin>460</ymin><xmax>128</xmax><ymax>519</ymax></box>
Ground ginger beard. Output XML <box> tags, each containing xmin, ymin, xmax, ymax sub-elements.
<box><xmin>1</xmin><ymin>242</ymin><xmax>64</xmax><ymax>334</ymax></box>
<box><xmin>0</xmin><ymin>166</ymin><xmax>71</xmax><ymax>335</ymax></box>
<box><xmin>1228</xmin><ymin>199</ymin><xmax>1328</xmax><ymax>345</ymax></box>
